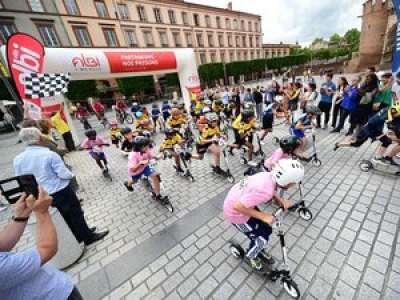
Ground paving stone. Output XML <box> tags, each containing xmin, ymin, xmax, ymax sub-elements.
<box><xmin>165</xmin><ymin>256</ymin><xmax>185</xmax><ymax>275</ymax></box>
<box><xmin>333</xmin><ymin>280</ymin><xmax>356</xmax><ymax>300</ymax></box>
<box><xmin>297</xmin><ymin>261</ymin><xmax>318</xmax><ymax>282</ymax></box>
<box><xmin>314</xmin><ymin>237</ymin><xmax>332</xmax><ymax>253</ymax></box>
<box><xmin>377</xmin><ymin>231</ymin><xmax>395</xmax><ymax>247</ymax></box>
<box><xmin>197</xmin><ymin>276</ymin><xmax>219</xmax><ymax>299</ymax></box>
<box><xmin>227</xmin><ymin>267</ymin><xmax>249</xmax><ymax>288</ymax></box>
<box><xmin>318</xmin><ymin>262</ymin><xmax>339</xmax><ymax>284</ymax></box>
<box><xmin>194</xmin><ymin>262</ymin><xmax>214</xmax><ymax>282</ymax></box>
<box><xmin>212</xmin><ymin>262</ymin><xmax>234</xmax><ymax>283</ymax></box>
<box><xmin>181</xmin><ymin>234</ymin><xmax>197</xmax><ymax>248</ymax></box>
<box><xmin>385</xmin><ymin>288</ymin><xmax>400</xmax><ymax>300</ymax></box>
<box><xmin>149</xmin><ymin>255</ymin><xmax>169</xmax><ymax>273</ymax></box>
<box><xmin>166</xmin><ymin>244</ymin><xmax>184</xmax><ymax>259</ymax></box>
<box><xmin>126</xmin><ymin>283</ymin><xmax>148</xmax><ymax>300</ymax></box>
<box><xmin>108</xmin><ymin>281</ymin><xmax>132</xmax><ymax>300</ymax></box>
<box><xmin>368</xmin><ymin>254</ymin><xmax>388</xmax><ymax>274</ymax></box>
<box><xmin>347</xmin><ymin>252</ymin><xmax>367</xmax><ymax>272</ymax></box>
<box><xmin>356</xmin><ymin>284</ymin><xmax>380</xmax><ymax>300</ymax></box>
<box><xmin>340</xmin><ymin>228</ymin><xmax>357</xmax><ymax>243</ymax></box>
<box><xmin>309</xmin><ymin>278</ymin><xmax>332</xmax><ymax>300</ymax></box>
<box><xmin>362</xmin><ymin>267</ymin><xmax>385</xmax><ymax>292</ymax></box>
<box><xmin>334</xmin><ymin>239</ymin><xmax>352</xmax><ymax>255</ymax></box>
<box><xmin>373</xmin><ymin>242</ymin><xmax>392</xmax><ymax>260</ymax></box>
<box><xmin>212</xmin><ymin>281</ymin><xmax>235</xmax><ymax>300</ymax></box>
<box><xmin>130</xmin><ymin>267</ymin><xmax>152</xmax><ymax>288</ymax></box>
<box><xmin>357</xmin><ymin>230</ymin><xmax>375</xmax><ymax>245</ymax></box>
<box><xmin>327</xmin><ymin>250</ymin><xmax>346</xmax><ymax>268</ymax></box>
<box><xmin>352</xmin><ymin>240</ymin><xmax>372</xmax><ymax>257</ymax></box>
<box><xmin>340</xmin><ymin>265</ymin><xmax>362</xmax><ymax>289</ymax></box>
<box><xmin>180</xmin><ymin>244</ymin><xmax>199</xmax><ymax>262</ymax></box>
<box><xmin>162</xmin><ymin>272</ymin><xmax>185</xmax><ymax>294</ymax></box>
<box><xmin>177</xmin><ymin>276</ymin><xmax>199</xmax><ymax>298</ymax></box>
<box><xmin>388</xmin><ymin>271</ymin><xmax>400</xmax><ymax>293</ymax></box>
<box><xmin>306</xmin><ymin>247</ymin><xmax>325</xmax><ymax>266</ymax></box>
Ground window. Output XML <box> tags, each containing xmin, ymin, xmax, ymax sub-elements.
<box><xmin>103</xmin><ymin>28</ymin><xmax>119</xmax><ymax>46</ymax></box>
<box><xmin>94</xmin><ymin>0</ymin><xmax>108</xmax><ymax>17</ymax></box>
<box><xmin>124</xmin><ymin>29</ymin><xmax>138</xmax><ymax>47</ymax></box>
<box><xmin>37</xmin><ymin>24</ymin><xmax>60</xmax><ymax>47</ymax></box>
<box><xmin>249</xmin><ymin>36</ymin><xmax>253</xmax><ymax>47</ymax></box>
<box><xmin>182</xmin><ymin>12</ymin><xmax>189</xmax><ymax>25</ymax></box>
<box><xmin>143</xmin><ymin>30</ymin><xmax>154</xmax><ymax>47</ymax></box>
<box><xmin>229</xmin><ymin>51</ymin><xmax>234</xmax><ymax>62</ymax></box>
<box><xmin>185</xmin><ymin>32</ymin><xmax>193</xmax><ymax>47</ymax></box>
<box><xmin>205</xmin><ymin>15</ymin><xmax>211</xmax><ymax>27</ymax></box>
<box><xmin>256</xmin><ymin>37</ymin><xmax>259</xmax><ymax>48</ymax></box>
<box><xmin>199</xmin><ymin>52</ymin><xmax>206</xmax><ymax>64</ymax></box>
<box><xmin>225</xmin><ymin>18</ymin><xmax>231</xmax><ymax>29</ymax></box>
<box><xmin>118</xmin><ymin>4</ymin><xmax>129</xmax><ymax>20</ymax></box>
<box><xmin>237</xmin><ymin>51</ymin><xmax>241</xmax><ymax>61</ymax></box>
<box><xmin>159</xmin><ymin>31</ymin><xmax>168</xmax><ymax>47</ymax></box>
<box><xmin>207</xmin><ymin>33</ymin><xmax>214</xmax><ymax>47</ymax></box>
<box><xmin>218</xmin><ymin>34</ymin><xmax>224</xmax><ymax>47</ymax></box>
<box><xmin>196</xmin><ymin>32</ymin><xmax>203</xmax><ymax>47</ymax></box>
<box><xmin>28</xmin><ymin>0</ymin><xmax>44</xmax><ymax>12</ymax></box>
<box><xmin>254</xmin><ymin>22</ymin><xmax>258</xmax><ymax>32</ymax></box>
<box><xmin>248</xmin><ymin>21</ymin><xmax>251</xmax><ymax>31</ymax></box>
<box><xmin>0</xmin><ymin>22</ymin><xmax>17</xmax><ymax>45</ymax></box>
<box><xmin>216</xmin><ymin>16</ymin><xmax>221</xmax><ymax>29</ymax></box>
<box><xmin>137</xmin><ymin>6</ymin><xmax>147</xmax><ymax>22</ymax></box>
<box><xmin>172</xmin><ymin>32</ymin><xmax>181</xmax><ymax>47</ymax></box>
<box><xmin>72</xmin><ymin>26</ymin><xmax>92</xmax><ymax>47</ymax></box>
<box><xmin>210</xmin><ymin>52</ymin><xmax>216</xmax><ymax>63</ymax></box>
<box><xmin>193</xmin><ymin>14</ymin><xmax>200</xmax><ymax>27</ymax></box>
<box><xmin>250</xmin><ymin>51</ymin><xmax>254</xmax><ymax>59</ymax></box>
<box><xmin>153</xmin><ymin>8</ymin><xmax>162</xmax><ymax>23</ymax></box>
<box><xmin>228</xmin><ymin>34</ymin><xmax>233</xmax><ymax>47</ymax></box>
<box><xmin>168</xmin><ymin>10</ymin><xmax>176</xmax><ymax>24</ymax></box>
<box><xmin>235</xmin><ymin>36</ymin><xmax>240</xmax><ymax>47</ymax></box>
<box><xmin>64</xmin><ymin>0</ymin><xmax>80</xmax><ymax>15</ymax></box>
<box><xmin>241</xmin><ymin>20</ymin><xmax>245</xmax><ymax>31</ymax></box>
<box><xmin>233</xmin><ymin>19</ymin><xmax>238</xmax><ymax>30</ymax></box>
<box><xmin>242</xmin><ymin>36</ymin><xmax>246</xmax><ymax>47</ymax></box>
<box><xmin>220</xmin><ymin>51</ymin><xmax>225</xmax><ymax>62</ymax></box>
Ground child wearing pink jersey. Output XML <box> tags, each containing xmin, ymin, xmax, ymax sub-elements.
<box><xmin>124</xmin><ymin>136</ymin><xmax>168</xmax><ymax>202</ymax></box>
<box><xmin>81</xmin><ymin>129</ymin><xmax>109</xmax><ymax>173</ymax></box>
<box><xmin>264</xmin><ymin>136</ymin><xmax>301</xmax><ymax>171</ymax></box>
<box><xmin>223</xmin><ymin>159</ymin><xmax>304</xmax><ymax>271</ymax></box>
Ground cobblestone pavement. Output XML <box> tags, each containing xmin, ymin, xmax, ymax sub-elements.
<box><xmin>1</xmin><ymin>112</ymin><xmax>400</xmax><ymax>300</ymax></box>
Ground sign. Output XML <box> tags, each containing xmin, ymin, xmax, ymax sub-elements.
<box><xmin>393</xmin><ymin>0</ymin><xmax>400</xmax><ymax>73</ymax></box>
<box><xmin>104</xmin><ymin>51</ymin><xmax>177</xmax><ymax>73</ymax></box>
<box><xmin>6</xmin><ymin>33</ymin><xmax>45</xmax><ymax>119</ymax></box>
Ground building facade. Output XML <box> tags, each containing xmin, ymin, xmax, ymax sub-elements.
<box><xmin>263</xmin><ymin>42</ymin><xmax>300</xmax><ymax>58</ymax></box>
<box><xmin>0</xmin><ymin>0</ymin><xmax>263</xmax><ymax>65</ymax></box>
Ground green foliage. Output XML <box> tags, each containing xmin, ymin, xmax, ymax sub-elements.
<box><xmin>117</xmin><ymin>76</ymin><xmax>155</xmax><ymax>96</ymax></box>
<box><xmin>344</xmin><ymin>28</ymin><xmax>361</xmax><ymax>51</ymax></box>
<box><xmin>198</xmin><ymin>63</ymin><xmax>224</xmax><ymax>84</ymax></box>
<box><xmin>165</xmin><ymin>73</ymin><xmax>179</xmax><ymax>86</ymax></box>
<box><xmin>66</xmin><ymin>80</ymin><xmax>98</xmax><ymax>101</ymax></box>
<box><xmin>329</xmin><ymin>33</ymin><xmax>342</xmax><ymax>43</ymax></box>
<box><xmin>0</xmin><ymin>78</ymin><xmax>14</xmax><ymax>100</ymax></box>
<box><xmin>311</xmin><ymin>37</ymin><xmax>324</xmax><ymax>45</ymax></box>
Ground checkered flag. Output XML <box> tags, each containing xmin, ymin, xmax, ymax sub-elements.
<box><xmin>24</xmin><ymin>73</ymin><xmax>70</xmax><ymax>99</ymax></box>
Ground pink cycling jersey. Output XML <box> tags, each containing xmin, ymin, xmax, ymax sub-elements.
<box><xmin>81</xmin><ymin>137</ymin><xmax>105</xmax><ymax>153</ymax></box>
<box><xmin>223</xmin><ymin>172</ymin><xmax>276</xmax><ymax>224</ymax></box>
<box><xmin>128</xmin><ymin>149</ymin><xmax>153</xmax><ymax>176</ymax></box>
<box><xmin>264</xmin><ymin>148</ymin><xmax>288</xmax><ymax>171</ymax></box>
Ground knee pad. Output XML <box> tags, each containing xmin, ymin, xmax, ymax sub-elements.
<box><xmin>379</xmin><ymin>135</ymin><xmax>392</xmax><ymax>148</ymax></box>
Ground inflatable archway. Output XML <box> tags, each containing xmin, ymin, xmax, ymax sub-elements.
<box><xmin>0</xmin><ymin>33</ymin><xmax>201</xmax><ymax>119</ymax></box>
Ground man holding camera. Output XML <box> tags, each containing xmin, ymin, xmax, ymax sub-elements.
<box><xmin>0</xmin><ymin>187</ymin><xmax>83</xmax><ymax>299</ymax></box>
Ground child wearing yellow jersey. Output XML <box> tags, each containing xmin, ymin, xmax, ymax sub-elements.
<box><xmin>160</xmin><ymin>129</ymin><xmax>185</xmax><ymax>173</ymax></box>
<box><xmin>109</xmin><ymin>120</ymin><xmax>122</xmax><ymax>148</ymax></box>
<box><xmin>229</xmin><ymin>109</ymin><xmax>256</xmax><ymax>162</ymax></box>
<box><xmin>134</xmin><ymin>111</ymin><xmax>154</xmax><ymax>133</ymax></box>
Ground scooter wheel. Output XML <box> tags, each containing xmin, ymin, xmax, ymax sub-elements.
<box><xmin>312</xmin><ymin>159</ymin><xmax>322</xmax><ymax>167</ymax></box>
<box><xmin>189</xmin><ymin>175</ymin><xmax>195</xmax><ymax>182</ymax></box>
<box><xmin>165</xmin><ymin>203</ymin><xmax>174</xmax><ymax>213</ymax></box>
<box><xmin>229</xmin><ymin>243</ymin><xmax>245</xmax><ymax>259</ymax></box>
<box><xmin>282</xmin><ymin>278</ymin><xmax>300</xmax><ymax>299</ymax></box>
<box><xmin>298</xmin><ymin>207</ymin><xmax>313</xmax><ymax>221</ymax></box>
<box><xmin>227</xmin><ymin>176</ymin><xmax>235</xmax><ymax>184</ymax></box>
<box><xmin>359</xmin><ymin>160</ymin><xmax>373</xmax><ymax>172</ymax></box>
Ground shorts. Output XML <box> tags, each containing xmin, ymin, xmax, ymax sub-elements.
<box><xmin>90</xmin><ymin>151</ymin><xmax>106</xmax><ymax>160</ymax></box>
<box><xmin>111</xmin><ymin>137</ymin><xmax>120</xmax><ymax>145</ymax></box>
<box><xmin>234</xmin><ymin>130</ymin><xmax>253</xmax><ymax>146</ymax></box>
<box><xmin>131</xmin><ymin>165</ymin><xmax>155</xmax><ymax>181</ymax></box>
<box><xmin>162</xmin><ymin>112</ymin><xmax>170</xmax><ymax>120</ymax></box>
<box><xmin>288</xmin><ymin>100</ymin><xmax>298</xmax><ymax>112</ymax></box>
<box><xmin>262</xmin><ymin>112</ymin><xmax>274</xmax><ymax>130</ymax></box>
<box><xmin>289</xmin><ymin>127</ymin><xmax>305</xmax><ymax>139</ymax></box>
<box><xmin>196</xmin><ymin>142</ymin><xmax>212</xmax><ymax>154</ymax></box>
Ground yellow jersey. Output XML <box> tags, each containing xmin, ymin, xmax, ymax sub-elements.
<box><xmin>134</xmin><ymin>117</ymin><xmax>153</xmax><ymax>130</ymax></box>
<box><xmin>199</xmin><ymin>126</ymin><xmax>220</xmax><ymax>143</ymax></box>
<box><xmin>110</xmin><ymin>127</ymin><xmax>121</xmax><ymax>140</ymax></box>
<box><xmin>160</xmin><ymin>134</ymin><xmax>183</xmax><ymax>149</ymax></box>
<box><xmin>51</xmin><ymin>112</ymin><xmax>70</xmax><ymax>134</ymax></box>
<box><xmin>194</xmin><ymin>103</ymin><xmax>204</xmax><ymax>115</ymax></box>
<box><xmin>167</xmin><ymin>117</ymin><xmax>186</xmax><ymax>128</ymax></box>
<box><xmin>232</xmin><ymin>114</ymin><xmax>255</xmax><ymax>135</ymax></box>
<box><xmin>212</xmin><ymin>103</ymin><xmax>224</xmax><ymax>113</ymax></box>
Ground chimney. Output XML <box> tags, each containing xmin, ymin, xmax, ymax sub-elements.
<box><xmin>227</xmin><ymin>2</ymin><xmax>232</xmax><ymax>10</ymax></box>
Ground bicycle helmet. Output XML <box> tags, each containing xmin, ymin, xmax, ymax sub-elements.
<box><xmin>135</xmin><ymin>111</ymin><xmax>143</xmax><ymax>118</ymax></box>
<box><xmin>132</xmin><ymin>102</ymin><xmax>138</xmax><ymax>106</ymax></box>
<box><xmin>120</xmin><ymin>127</ymin><xmax>132</xmax><ymax>135</ymax></box>
<box><xmin>305</xmin><ymin>105</ymin><xmax>321</xmax><ymax>115</ymax></box>
<box><xmin>203</xmin><ymin>99</ymin><xmax>212</xmax><ymax>106</ymax></box>
<box><xmin>241</xmin><ymin>109</ymin><xmax>255</xmax><ymax>121</ymax></box>
<box><xmin>280</xmin><ymin>136</ymin><xmax>301</xmax><ymax>153</ymax></box>
<box><xmin>214</xmin><ymin>99</ymin><xmax>223</xmax><ymax>106</ymax></box>
<box><xmin>206</xmin><ymin>112</ymin><xmax>219</xmax><ymax>123</ymax></box>
<box><xmin>271</xmin><ymin>159</ymin><xmax>304</xmax><ymax>187</ymax></box>
<box><xmin>85</xmin><ymin>129</ymin><xmax>97</xmax><ymax>139</ymax></box>
<box><xmin>243</xmin><ymin>102</ymin><xmax>254</xmax><ymax>110</ymax></box>
<box><xmin>132</xmin><ymin>136</ymin><xmax>150</xmax><ymax>152</ymax></box>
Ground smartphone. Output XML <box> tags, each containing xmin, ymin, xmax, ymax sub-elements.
<box><xmin>0</xmin><ymin>175</ymin><xmax>39</xmax><ymax>204</ymax></box>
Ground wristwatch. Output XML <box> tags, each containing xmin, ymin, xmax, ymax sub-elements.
<box><xmin>12</xmin><ymin>216</ymin><xmax>29</xmax><ymax>223</ymax></box>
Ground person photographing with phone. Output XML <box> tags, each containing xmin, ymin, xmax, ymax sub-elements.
<box><xmin>0</xmin><ymin>187</ymin><xmax>83</xmax><ymax>300</ymax></box>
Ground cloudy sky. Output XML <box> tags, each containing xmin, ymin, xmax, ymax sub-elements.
<box><xmin>189</xmin><ymin>0</ymin><xmax>365</xmax><ymax>46</ymax></box>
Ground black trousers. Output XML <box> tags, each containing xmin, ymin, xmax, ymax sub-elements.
<box><xmin>331</xmin><ymin>102</ymin><xmax>341</xmax><ymax>128</ymax></box>
<box><xmin>336</xmin><ymin>108</ymin><xmax>351</xmax><ymax>130</ymax></box>
<box><xmin>317</xmin><ymin>102</ymin><xmax>332</xmax><ymax>127</ymax></box>
<box><xmin>51</xmin><ymin>184</ymin><xmax>93</xmax><ymax>243</ymax></box>
<box><xmin>62</xmin><ymin>131</ymin><xmax>76</xmax><ymax>152</ymax></box>
<box><xmin>68</xmin><ymin>287</ymin><xmax>83</xmax><ymax>300</ymax></box>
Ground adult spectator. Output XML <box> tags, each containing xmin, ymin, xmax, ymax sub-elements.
<box><xmin>0</xmin><ymin>188</ymin><xmax>83</xmax><ymax>300</ymax></box>
<box><xmin>392</xmin><ymin>72</ymin><xmax>400</xmax><ymax>103</ymax></box>
<box><xmin>14</xmin><ymin>127</ymin><xmax>109</xmax><ymax>246</ymax></box>
<box><xmin>302</xmin><ymin>82</ymin><xmax>319</xmax><ymax>111</ymax></box>
<box><xmin>253</xmin><ymin>86</ymin><xmax>263</xmax><ymax>121</ymax></box>
<box><xmin>331</xmin><ymin>77</ymin><xmax>349</xmax><ymax>129</ymax></box>
<box><xmin>332</xmin><ymin>77</ymin><xmax>361</xmax><ymax>133</ymax></box>
<box><xmin>50</xmin><ymin>105</ymin><xmax>75</xmax><ymax>152</ymax></box>
<box><xmin>233</xmin><ymin>87</ymin><xmax>241</xmax><ymax>117</ymax></box>
<box><xmin>317</xmin><ymin>73</ymin><xmax>336</xmax><ymax>129</ymax></box>
<box><xmin>374</xmin><ymin>73</ymin><xmax>393</xmax><ymax>111</ymax></box>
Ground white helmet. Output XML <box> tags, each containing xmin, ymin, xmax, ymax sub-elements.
<box><xmin>271</xmin><ymin>159</ymin><xmax>304</xmax><ymax>186</ymax></box>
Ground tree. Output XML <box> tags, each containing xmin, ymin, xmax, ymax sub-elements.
<box><xmin>344</xmin><ymin>28</ymin><xmax>361</xmax><ymax>51</ymax></box>
<box><xmin>117</xmin><ymin>76</ymin><xmax>155</xmax><ymax>96</ymax></box>
<box><xmin>65</xmin><ymin>80</ymin><xmax>98</xmax><ymax>101</ymax></box>
<box><xmin>311</xmin><ymin>38</ymin><xmax>324</xmax><ymax>45</ymax></box>
<box><xmin>329</xmin><ymin>33</ymin><xmax>342</xmax><ymax>44</ymax></box>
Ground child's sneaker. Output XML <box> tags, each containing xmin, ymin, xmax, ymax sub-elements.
<box><xmin>259</xmin><ymin>250</ymin><xmax>275</xmax><ymax>265</ymax></box>
<box><xmin>249</xmin><ymin>257</ymin><xmax>264</xmax><ymax>271</ymax></box>
<box><xmin>124</xmin><ymin>181</ymin><xmax>134</xmax><ymax>192</ymax></box>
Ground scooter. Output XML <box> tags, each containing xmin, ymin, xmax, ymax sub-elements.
<box><xmin>229</xmin><ymin>205</ymin><xmax>302</xmax><ymax>299</ymax></box>
<box><xmin>213</xmin><ymin>137</ymin><xmax>235</xmax><ymax>183</ymax></box>
<box><xmin>173</xmin><ymin>144</ymin><xmax>195</xmax><ymax>182</ymax></box>
<box><xmin>359</xmin><ymin>157</ymin><xmax>400</xmax><ymax>176</ymax></box>
<box><xmin>137</xmin><ymin>159</ymin><xmax>174</xmax><ymax>213</ymax></box>
<box><xmin>80</xmin><ymin>144</ymin><xmax>112</xmax><ymax>181</ymax></box>
<box><xmin>305</xmin><ymin>128</ymin><xmax>321</xmax><ymax>167</ymax></box>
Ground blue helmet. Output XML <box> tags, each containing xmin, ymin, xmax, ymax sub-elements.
<box><xmin>135</xmin><ymin>111</ymin><xmax>143</xmax><ymax>118</ymax></box>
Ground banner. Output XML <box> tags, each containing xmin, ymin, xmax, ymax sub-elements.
<box><xmin>6</xmin><ymin>33</ymin><xmax>45</xmax><ymax>119</ymax></box>
<box><xmin>393</xmin><ymin>0</ymin><xmax>400</xmax><ymax>73</ymax></box>
<box><xmin>104</xmin><ymin>51</ymin><xmax>177</xmax><ymax>73</ymax></box>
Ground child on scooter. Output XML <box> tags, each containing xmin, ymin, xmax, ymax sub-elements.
<box><xmin>151</xmin><ymin>103</ymin><xmax>163</xmax><ymax>131</ymax></box>
<box><xmin>160</xmin><ymin>128</ymin><xmax>186</xmax><ymax>174</ymax></box>
<box><xmin>124</xmin><ymin>136</ymin><xmax>168</xmax><ymax>201</ymax></box>
<box><xmin>120</xmin><ymin>127</ymin><xmax>137</xmax><ymax>156</ymax></box>
<box><xmin>109</xmin><ymin>120</ymin><xmax>122</xmax><ymax>149</ymax></box>
<box><xmin>264</xmin><ymin>136</ymin><xmax>302</xmax><ymax>171</ymax></box>
<box><xmin>81</xmin><ymin>129</ymin><xmax>110</xmax><ymax>174</ymax></box>
<box><xmin>223</xmin><ymin>159</ymin><xmax>304</xmax><ymax>271</ymax></box>
<box><xmin>289</xmin><ymin>105</ymin><xmax>320</xmax><ymax>158</ymax></box>
<box><xmin>134</xmin><ymin>110</ymin><xmax>154</xmax><ymax>133</ymax></box>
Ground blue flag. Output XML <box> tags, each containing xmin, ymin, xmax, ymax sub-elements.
<box><xmin>393</xmin><ymin>0</ymin><xmax>400</xmax><ymax>73</ymax></box>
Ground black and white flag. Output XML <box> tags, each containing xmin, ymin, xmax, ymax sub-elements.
<box><xmin>24</xmin><ymin>73</ymin><xmax>70</xmax><ymax>99</ymax></box>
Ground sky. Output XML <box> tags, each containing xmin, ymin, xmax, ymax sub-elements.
<box><xmin>188</xmin><ymin>0</ymin><xmax>365</xmax><ymax>46</ymax></box>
